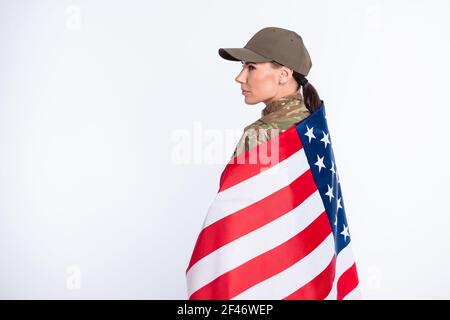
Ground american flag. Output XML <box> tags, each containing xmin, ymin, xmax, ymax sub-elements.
<box><xmin>186</xmin><ymin>103</ymin><xmax>361</xmax><ymax>300</ymax></box>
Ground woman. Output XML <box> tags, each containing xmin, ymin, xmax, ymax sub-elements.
<box><xmin>186</xmin><ymin>27</ymin><xmax>361</xmax><ymax>300</ymax></box>
<box><xmin>218</xmin><ymin>26</ymin><xmax>322</xmax><ymax>159</ymax></box>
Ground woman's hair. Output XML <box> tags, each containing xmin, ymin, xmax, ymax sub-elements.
<box><xmin>271</xmin><ymin>62</ymin><xmax>321</xmax><ymax>113</ymax></box>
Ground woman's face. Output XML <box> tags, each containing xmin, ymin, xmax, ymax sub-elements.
<box><xmin>235</xmin><ymin>61</ymin><xmax>286</xmax><ymax>105</ymax></box>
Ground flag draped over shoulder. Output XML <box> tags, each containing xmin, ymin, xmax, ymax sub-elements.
<box><xmin>186</xmin><ymin>102</ymin><xmax>361</xmax><ymax>300</ymax></box>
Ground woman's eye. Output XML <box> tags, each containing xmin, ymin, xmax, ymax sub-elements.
<box><xmin>248</xmin><ymin>65</ymin><xmax>255</xmax><ymax>70</ymax></box>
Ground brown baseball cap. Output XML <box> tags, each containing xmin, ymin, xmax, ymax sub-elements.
<box><xmin>218</xmin><ymin>27</ymin><xmax>312</xmax><ymax>76</ymax></box>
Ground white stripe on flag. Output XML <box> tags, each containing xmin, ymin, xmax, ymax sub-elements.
<box><xmin>343</xmin><ymin>284</ymin><xmax>362</xmax><ymax>300</ymax></box>
<box><xmin>203</xmin><ymin>148</ymin><xmax>309</xmax><ymax>228</ymax></box>
<box><xmin>186</xmin><ymin>190</ymin><xmax>325</xmax><ymax>297</ymax></box>
<box><xmin>324</xmin><ymin>278</ymin><xmax>337</xmax><ymax>300</ymax></box>
<box><xmin>336</xmin><ymin>242</ymin><xmax>356</xmax><ymax>280</ymax></box>
<box><xmin>232</xmin><ymin>233</ymin><xmax>335</xmax><ymax>300</ymax></box>
<box><xmin>323</xmin><ymin>241</ymin><xmax>357</xmax><ymax>300</ymax></box>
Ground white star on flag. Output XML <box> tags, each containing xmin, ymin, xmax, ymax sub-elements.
<box><xmin>314</xmin><ymin>155</ymin><xmax>326</xmax><ymax>172</ymax></box>
<box><xmin>330</xmin><ymin>161</ymin><xmax>336</xmax><ymax>174</ymax></box>
<box><xmin>304</xmin><ymin>125</ymin><xmax>316</xmax><ymax>143</ymax></box>
<box><xmin>325</xmin><ymin>184</ymin><xmax>334</xmax><ymax>202</ymax></box>
<box><xmin>320</xmin><ymin>131</ymin><xmax>331</xmax><ymax>148</ymax></box>
<box><xmin>337</xmin><ymin>197</ymin><xmax>343</xmax><ymax>210</ymax></box>
<box><xmin>340</xmin><ymin>224</ymin><xmax>350</xmax><ymax>241</ymax></box>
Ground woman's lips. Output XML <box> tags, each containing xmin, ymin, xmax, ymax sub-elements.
<box><xmin>242</xmin><ymin>90</ymin><xmax>250</xmax><ymax>96</ymax></box>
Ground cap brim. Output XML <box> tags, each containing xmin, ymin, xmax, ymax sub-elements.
<box><xmin>218</xmin><ymin>48</ymin><xmax>271</xmax><ymax>63</ymax></box>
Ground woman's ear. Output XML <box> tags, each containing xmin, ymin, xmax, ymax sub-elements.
<box><xmin>279</xmin><ymin>66</ymin><xmax>293</xmax><ymax>85</ymax></box>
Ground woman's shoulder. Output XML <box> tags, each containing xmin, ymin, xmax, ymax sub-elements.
<box><xmin>243</xmin><ymin>119</ymin><xmax>272</xmax><ymax>133</ymax></box>
<box><xmin>260</xmin><ymin>98</ymin><xmax>310</xmax><ymax>128</ymax></box>
<box><xmin>260</xmin><ymin>108</ymin><xmax>310</xmax><ymax>131</ymax></box>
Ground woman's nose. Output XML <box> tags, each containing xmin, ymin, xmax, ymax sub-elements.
<box><xmin>235</xmin><ymin>68</ymin><xmax>246</xmax><ymax>84</ymax></box>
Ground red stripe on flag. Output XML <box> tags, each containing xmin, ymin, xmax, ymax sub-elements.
<box><xmin>283</xmin><ymin>256</ymin><xmax>336</xmax><ymax>300</ymax></box>
<box><xmin>186</xmin><ymin>169</ymin><xmax>317</xmax><ymax>273</ymax></box>
<box><xmin>337</xmin><ymin>262</ymin><xmax>359</xmax><ymax>300</ymax></box>
<box><xmin>189</xmin><ymin>211</ymin><xmax>332</xmax><ymax>300</ymax></box>
<box><xmin>219</xmin><ymin>126</ymin><xmax>302</xmax><ymax>192</ymax></box>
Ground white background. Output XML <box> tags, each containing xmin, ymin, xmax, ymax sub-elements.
<box><xmin>1</xmin><ymin>0</ymin><xmax>449</xmax><ymax>299</ymax></box>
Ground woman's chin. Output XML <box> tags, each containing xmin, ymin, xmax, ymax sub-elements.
<box><xmin>244</xmin><ymin>96</ymin><xmax>259</xmax><ymax>105</ymax></box>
